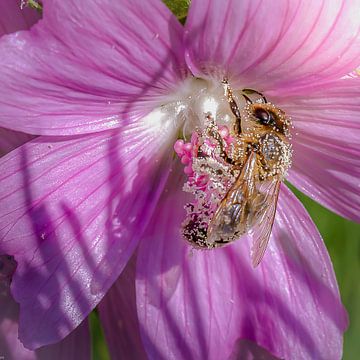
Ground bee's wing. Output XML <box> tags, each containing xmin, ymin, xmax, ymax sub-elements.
<box><xmin>207</xmin><ymin>151</ymin><xmax>258</xmax><ymax>245</ymax></box>
<box><xmin>249</xmin><ymin>179</ymin><xmax>281</xmax><ymax>267</ymax></box>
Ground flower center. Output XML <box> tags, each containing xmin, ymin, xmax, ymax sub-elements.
<box><xmin>172</xmin><ymin>78</ymin><xmax>292</xmax><ymax>259</ymax></box>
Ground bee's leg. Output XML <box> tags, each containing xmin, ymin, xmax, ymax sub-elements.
<box><xmin>242</xmin><ymin>88</ymin><xmax>267</xmax><ymax>103</ymax></box>
<box><xmin>222</xmin><ymin>79</ymin><xmax>242</xmax><ymax>134</ymax></box>
<box><xmin>256</xmin><ymin>151</ymin><xmax>271</xmax><ymax>179</ymax></box>
<box><xmin>234</xmin><ymin>116</ymin><xmax>242</xmax><ymax>135</ymax></box>
<box><xmin>206</xmin><ymin>114</ymin><xmax>235</xmax><ymax>165</ymax></box>
<box><xmin>249</xmin><ymin>143</ymin><xmax>269</xmax><ymax>170</ymax></box>
<box><xmin>212</xmin><ymin>131</ymin><xmax>235</xmax><ymax>165</ymax></box>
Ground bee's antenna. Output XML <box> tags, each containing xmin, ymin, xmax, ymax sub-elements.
<box><xmin>223</xmin><ymin>78</ymin><xmax>242</xmax><ymax>134</ymax></box>
<box><xmin>242</xmin><ymin>88</ymin><xmax>267</xmax><ymax>103</ymax></box>
<box><xmin>242</xmin><ymin>94</ymin><xmax>252</xmax><ymax>104</ymax></box>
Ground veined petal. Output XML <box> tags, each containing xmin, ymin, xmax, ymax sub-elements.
<box><xmin>136</xmin><ymin>182</ymin><xmax>347</xmax><ymax>360</ymax></box>
<box><xmin>0</xmin><ymin>128</ymin><xmax>35</xmax><ymax>156</ymax></box>
<box><xmin>0</xmin><ymin>255</ymin><xmax>35</xmax><ymax>360</ymax></box>
<box><xmin>0</xmin><ymin>0</ymin><xmax>187</xmax><ymax>135</ymax></box>
<box><xmin>0</xmin><ymin>112</ymin><xmax>175</xmax><ymax>349</ymax></box>
<box><xmin>276</xmin><ymin>77</ymin><xmax>360</xmax><ymax>222</ymax></box>
<box><xmin>0</xmin><ymin>0</ymin><xmax>40</xmax><ymax>36</ymax></box>
<box><xmin>0</xmin><ymin>255</ymin><xmax>91</xmax><ymax>360</ymax></box>
<box><xmin>185</xmin><ymin>0</ymin><xmax>360</xmax><ymax>91</ymax></box>
<box><xmin>98</xmin><ymin>256</ymin><xmax>147</xmax><ymax>360</ymax></box>
<box><xmin>0</xmin><ymin>2</ymin><xmax>38</xmax><ymax>156</ymax></box>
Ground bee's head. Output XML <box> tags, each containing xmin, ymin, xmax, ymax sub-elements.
<box><xmin>244</xmin><ymin>103</ymin><xmax>291</xmax><ymax>138</ymax></box>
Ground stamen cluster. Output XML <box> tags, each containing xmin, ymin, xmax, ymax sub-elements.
<box><xmin>174</xmin><ymin>117</ymin><xmax>240</xmax><ymax>247</ymax></box>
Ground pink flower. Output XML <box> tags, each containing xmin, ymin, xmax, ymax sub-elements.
<box><xmin>0</xmin><ymin>2</ymin><xmax>91</xmax><ymax>359</ymax></box>
<box><xmin>0</xmin><ymin>0</ymin><xmax>359</xmax><ymax>359</ymax></box>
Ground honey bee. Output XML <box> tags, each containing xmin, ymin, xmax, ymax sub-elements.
<box><xmin>182</xmin><ymin>80</ymin><xmax>292</xmax><ymax>267</ymax></box>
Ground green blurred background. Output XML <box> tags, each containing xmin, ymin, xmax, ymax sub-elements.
<box><xmin>89</xmin><ymin>1</ymin><xmax>360</xmax><ymax>359</ymax></box>
<box><xmin>90</xmin><ymin>190</ymin><xmax>360</xmax><ymax>360</ymax></box>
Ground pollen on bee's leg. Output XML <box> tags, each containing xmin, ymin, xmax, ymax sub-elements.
<box><xmin>174</xmin><ymin>123</ymin><xmax>239</xmax><ymax>248</ymax></box>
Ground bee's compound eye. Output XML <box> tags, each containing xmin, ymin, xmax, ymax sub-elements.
<box><xmin>254</xmin><ymin>108</ymin><xmax>272</xmax><ymax>125</ymax></box>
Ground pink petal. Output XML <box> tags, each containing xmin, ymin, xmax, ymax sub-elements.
<box><xmin>136</xmin><ymin>181</ymin><xmax>347</xmax><ymax>360</ymax></box>
<box><xmin>0</xmin><ymin>255</ymin><xmax>35</xmax><ymax>359</ymax></box>
<box><xmin>36</xmin><ymin>320</ymin><xmax>90</xmax><ymax>360</ymax></box>
<box><xmin>0</xmin><ymin>128</ymin><xmax>35</xmax><ymax>156</ymax></box>
<box><xmin>0</xmin><ymin>0</ymin><xmax>40</xmax><ymax>156</ymax></box>
<box><xmin>276</xmin><ymin>77</ymin><xmax>360</xmax><ymax>222</ymax></box>
<box><xmin>98</xmin><ymin>256</ymin><xmax>147</xmax><ymax>360</ymax></box>
<box><xmin>0</xmin><ymin>2</ymin><xmax>37</xmax><ymax>157</ymax></box>
<box><xmin>0</xmin><ymin>0</ymin><xmax>187</xmax><ymax>135</ymax></box>
<box><xmin>0</xmin><ymin>0</ymin><xmax>40</xmax><ymax>36</ymax></box>
<box><xmin>228</xmin><ymin>339</ymin><xmax>281</xmax><ymax>360</ymax></box>
<box><xmin>185</xmin><ymin>0</ymin><xmax>360</xmax><ymax>91</ymax></box>
<box><xmin>0</xmin><ymin>255</ymin><xmax>91</xmax><ymax>360</ymax></box>
<box><xmin>0</xmin><ymin>117</ymin><xmax>173</xmax><ymax>349</ymax></box>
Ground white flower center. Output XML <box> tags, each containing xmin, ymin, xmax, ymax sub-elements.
<box><xmin>164</xmin><ymin>77</ymin><xmax>248</xmax><ymax>138</ymax></box>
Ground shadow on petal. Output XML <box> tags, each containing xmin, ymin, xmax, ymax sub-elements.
<box><xmin>136</xmin><ymin>181</ymin><xmax>347</xmax><ymax>360</ymax></box>
<box><xmin>229</xmin><ymin>338</ymin><xmax>281</xmax><ymax>360</ymax></box>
